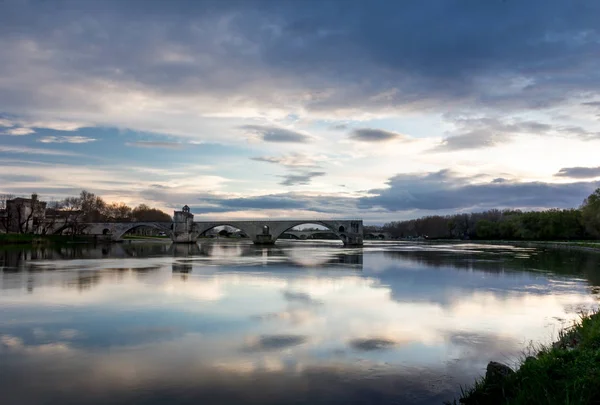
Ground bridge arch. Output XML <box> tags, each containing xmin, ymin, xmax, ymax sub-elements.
<box><xmin>197</xmin><ymin>223</ymin><xmax>252</xmax><ymax>239</ymax></box>
<box><xmin>112</xmin><ymin>223</ymin><xmax>173</xmax><ymax>240</ymax></box>
<box><xmin>271</xmin><ymin>221</ymin><xmax>346</xmax><ymax>245</ymax></box>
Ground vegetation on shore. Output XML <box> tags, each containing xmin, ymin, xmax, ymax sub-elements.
<box><xmin>377</xmin><ymin>188</ymin><xmax>600</xmax><ymax>241</ymax></box>
<box><xmin>450</xmin><ymin>311</ymin><xmax>600</xmax><ymax>405</ymax></box>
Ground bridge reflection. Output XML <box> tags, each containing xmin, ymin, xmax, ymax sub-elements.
<box><xmin>0</xmin><ymin>241</ymin><xmax>364</xmax><ymax>277</ymax></box>
<box><xmin>171</xmin><ymin>242</ymin><xmax>363</xmax><ymax>273</ymax></box>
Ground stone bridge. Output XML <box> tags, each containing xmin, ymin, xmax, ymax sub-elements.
<box><xmin>49</xmin><ymin>206</ymin><xmax>364</xmax><ymax>246</ymax></box>
<box><xmin>193</xmin><ymin>219</ymin><xmax>363</xmax><ymax>246</ymax></box>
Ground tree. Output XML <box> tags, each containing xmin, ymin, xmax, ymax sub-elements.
<box><xmin>581</xmin><ymin>188</ymin><xmax>600</xmax><ymax>238</ymax></box>
<box><xmin>104</xmin><ymin>202</ymin><xmax>133</xmax><ymax>222</ymax></box>
<box><xmin>131</xmin><ymin>204</ymin><xmax>172</xmax><ymax>222</ymax></box>
<box><xmin>79</xmin><ymin>190</ymin><xmax>106</xmax><ymax>222</ymax></box>
<box><xmin>57</xmin><ymin>196</ymin><xmax>86</xmax><ymax>235</ymax></box>
<box><xmin>0</xmin><ymin>193</ymin><xmax>15</xmax><ymax>233</ymax></box>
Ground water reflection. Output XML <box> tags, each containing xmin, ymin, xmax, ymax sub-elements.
<box><xmin>0</xmin><ymin>241</ymin><xmax>599</xmax><ymax>405</ymax></box>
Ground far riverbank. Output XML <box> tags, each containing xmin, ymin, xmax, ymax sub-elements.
<box><xmin>468</xmin><ymin>240</ymin><xmax>600</xmax><ymax>253</ymax></box>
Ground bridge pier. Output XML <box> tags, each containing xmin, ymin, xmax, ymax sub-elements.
<box><xmin>171</xmin><ymin>205</ymin><xmax>199</xmax><ymax>243</ymax></box>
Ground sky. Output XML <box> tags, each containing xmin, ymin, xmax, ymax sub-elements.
<box><xmin>1</xmin><ymin>0</ymin><xmax>600</xmax><ymax>224</ymax></box>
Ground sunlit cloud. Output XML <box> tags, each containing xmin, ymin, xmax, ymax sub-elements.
<box><xmin>3</xmin><ymin>127</ymin><xmax>35</xmax><ymax>136</ymax></box>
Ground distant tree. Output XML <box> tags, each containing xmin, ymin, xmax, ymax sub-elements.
<box><xmin>581</xmin><ymin>188</ymin><xmax>600</xmax><ymax>238</ymax></box>
<box><xmin>104</xmin><ymin>202</ymin><xmax>133</xmax><ymax>222</ymax></box>
<box><xmin>131</xmin><ymin>204</ymin><xmax>172</xmax><ymax>222</ymax></box>
<box><xmin>475</xmin><ymin>220</ymin><xmax>499</xmax><ymax>239</ymax></box>
<box><xmin>79</xmin><ymin>190</ymin><xmax>106</xmax><ymax>222</ymax></box>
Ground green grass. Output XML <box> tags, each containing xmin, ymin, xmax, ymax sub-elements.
<box><xmin>451</xmin><ymin>312</ymin><xmax>600</xmax><ymax>405</ymax></box>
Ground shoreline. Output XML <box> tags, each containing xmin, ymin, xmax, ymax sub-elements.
<box><xmin>448</xmin><ymin>311</ymin><xmax>600</xmax><ymax>405</ymax></box>
<box><xmin>469</xmin><ymin>240</ymin><xmax>600</xmax><ymax>253</ymax></box>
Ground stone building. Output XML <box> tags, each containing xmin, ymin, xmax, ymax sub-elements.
<box><xmin>2</xmin><ymin>194</ymin><xmax>47</xmax><ymax>233</ymax></box>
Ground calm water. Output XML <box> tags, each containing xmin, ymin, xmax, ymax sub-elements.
<box><xmin>1</xmin><ymin>240</ymin><xmax>599</xmax><ymax>405</ymax></box>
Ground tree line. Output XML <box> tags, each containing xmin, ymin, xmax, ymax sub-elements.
<box><xmin>378</xmin><ymin>188</ymin><xmax>600</xmax><ymax>241</ymax></box>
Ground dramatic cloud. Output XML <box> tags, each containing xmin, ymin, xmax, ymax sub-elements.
<box><xmin>555</xmin><ymin>166</ymin><xmax>600</xmax><ymax>179</ymax></box>
<box><xmin>38</xmin><ymin>136</ymin><xmax>96</xmax><ymax>144</ymax></box>
<box><xmin>278</xmin><ymin>171</ymin><xmax>325</xmax><ymax>186</ymax></box>
<box><xmin>0</xmin><ymin>0</ymin><xmax>600</xmax><ymax>133</ymax></box>
<box><xmin>125</xmin><ymin>141</ymin><xmax>183</xmax><ymax>149</ymax></box>
<box><xmin>241</xmin><ymin>125</ymin><xmax>312</xmax><ymax>143</ymax></box>
<box><xmin>2</xmin><ymin>1</ymin><xmax>600</xmax><ymax>220</ymax></box>
<box><xmin>359</xmin><ymin>170</ymin><xmax>600</xmax><ymax>211</ymax></box>
<box><xmin>349</xmin><ymin>128</ymin><xmax>408</xmax><ymax>142</ymax></box>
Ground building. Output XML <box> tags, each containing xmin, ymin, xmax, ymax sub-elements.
<box><xmin>2</xmin><ymin>194</ymin><xmax>47</xmax><ymax>233</ymax></box>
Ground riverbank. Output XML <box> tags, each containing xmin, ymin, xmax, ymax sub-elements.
<box><xmin>463</xmin><ymin>240</ymin><xmax>600</xmax><ymax>253</ymax></box>
<box><xmin>450</xmin><ymin>311</ymin><xmax>600</xmax><ymax>404</ymax></box>
<box><xmin>0</xmin><ymin>234</ymin><xmax>97</xmax><ymax>245</ymax></box>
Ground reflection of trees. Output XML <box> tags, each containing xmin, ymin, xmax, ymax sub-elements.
<box><xmin>382</xmin><ymin>248</ymin><xmax>600</xmax><ymax>286</ymax></box>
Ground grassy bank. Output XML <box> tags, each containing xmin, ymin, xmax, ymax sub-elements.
<box><xmin>0</xmin><ymin>233</ymin><xmax>97</xmax><ymax>245</ymax></box>
<box><xmin>450</xmin><ymin>311</ymin><xmax>600</xmax><ymax>405</ymax></box>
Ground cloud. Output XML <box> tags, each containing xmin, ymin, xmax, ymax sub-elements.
<box><xmin>278</xmin><ymin>171</ymin><xmax>325</xmax><ymax>186</ymax></box>
<box><xmin>435</xmin><ymin>117</ymin><xmax>556</xmax><ymax>151</ymax></box>
<box><xmin>555</xmin><ymin>166</ymin><xmax>600</xmax><ymax>179</ymax></box>
<box><xmin>3</xmin><ymin>127</ymin><xmax>35</xmax><ymax>136</ymax></box>
<box><xmin>0</xmin><ymin>118</ymin><xmax>13</xmax><ymax>127</ymax></box>
<box><xmin>125</xmin><ymin>141</ymin><xmax>183</xmax><ymax>149</ymax></box>
<box><xmin>438</xmin><ymin>131</ymin><xmax>510</xmax><ymax>150</ymax></box>
<box><xmin>251</xmin><ymin>153</ymin><xmax>322</xmax><ymax>168</ymax></box>
<box><xmin>197</xmin><ymin>194</ymin><xmax>312</xmax><ymax>212</ymax></box>
<box><xmin>0</xmin><ymin>145</ymin><xmax>81</xmax><ymax>156</ymax></box>
<box><xmin>39</xmin><ymin>136</ymin><xmax>96</xmax><ymax>144</ymax></box>
<box><xmin>349</xmin><ymin>128</ymin><xmax>408</xmax><ymax>142</ymax></box>
<box><xmin>359</xmin><ymin>169</ymin><xmax>600</xmax><ymax>211</ymax></box>
<box><xmin>241</xmin><ymin>125</ymin><xmax>312</xmax><ymax>143</ymax></box>
<box><xmin>24</xmin><ymin>120</ymin><xmax>88</xmax><ymax>131</ymax></box>
<box><xmin>241</xmin><ymin>334</ymin><xmax>308</xmax><ymax>352</ymax></box>
<box><xmin>0</xmin><ymin>0</ymin><xmax>599</xmax><ymax>144</ymax></box>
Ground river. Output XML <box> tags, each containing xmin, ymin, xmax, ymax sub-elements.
<box><xmin>1</xmin><ymin>240</ymin><xmax>599</xmax><ymax>405</ymax></box>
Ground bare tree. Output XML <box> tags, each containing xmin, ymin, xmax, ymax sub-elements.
<box><xmin>0</xmin><ymin>194</ymin><xmax>15</xmax><ymax>233</ymax></box>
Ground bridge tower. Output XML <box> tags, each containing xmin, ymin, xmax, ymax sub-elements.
<box><xmin>172</xmin><ymin>205</ymin><xmax>199</xmax><ymax>243</ymax></box>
